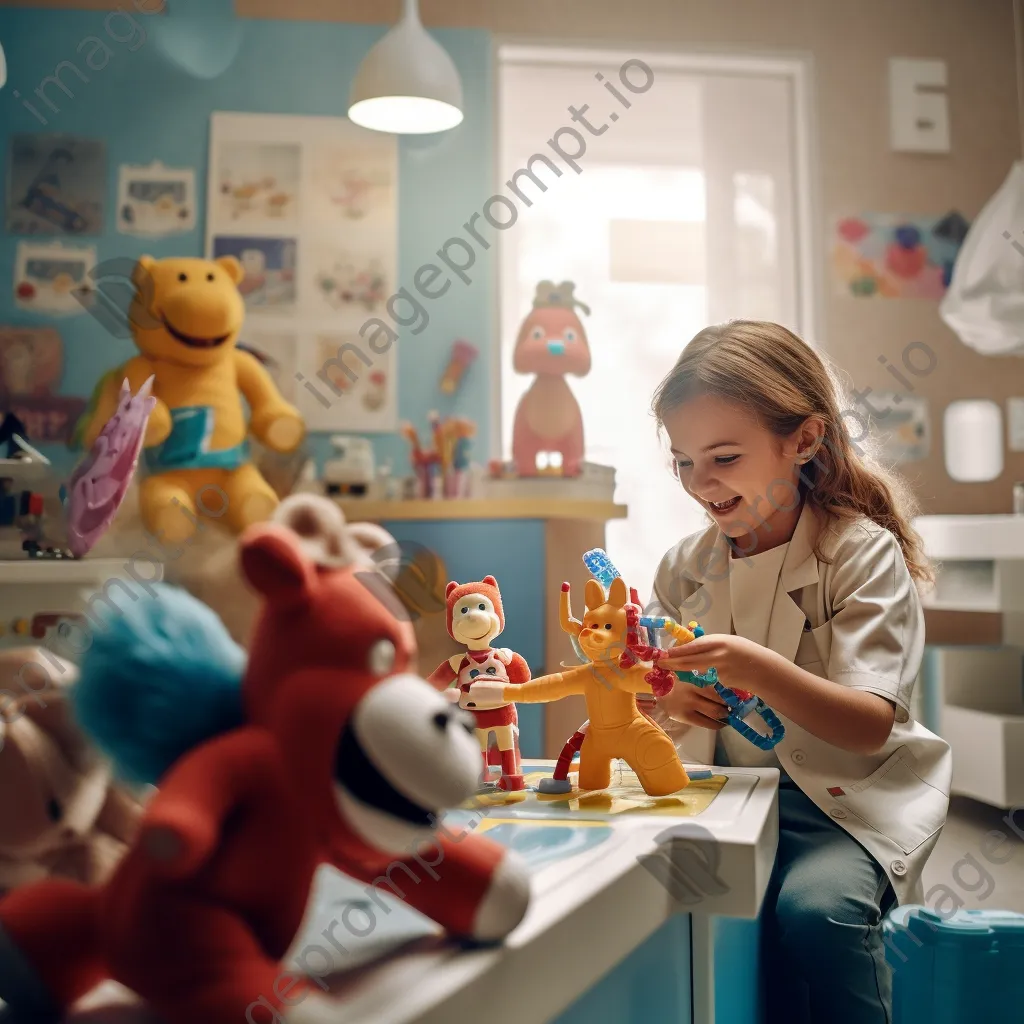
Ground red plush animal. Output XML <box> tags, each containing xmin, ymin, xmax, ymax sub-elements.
<box><xmin>0</xmin><ymin>496</ymin><xmax>530</xmax><ymax>1023</ymax></box>
<box><xmin>429</xmin><ymin>577</ymin><xmax>530</xmax><ymax>791</ymax></box>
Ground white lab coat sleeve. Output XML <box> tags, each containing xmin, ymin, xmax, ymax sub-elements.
<box><xmin>826</xmin><ymin>523</ymin><xmax>923</xmax><ymax>724</ymax></box>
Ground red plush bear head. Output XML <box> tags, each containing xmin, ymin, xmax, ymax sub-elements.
<box><xmin>239</xmin><ymin>496</ymin><xmax>481</xmax><ymax>857</ymax></box>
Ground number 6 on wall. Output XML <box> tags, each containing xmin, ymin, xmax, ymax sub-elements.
<box><xmin>889</xmin><ymin>58</ymin><xmax>951</xmax><ymax>153</ymax></box>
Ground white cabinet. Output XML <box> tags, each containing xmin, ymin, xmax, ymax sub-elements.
<box><xmin>913</xmin><ymin>515</ymin><xmax>1024</xmax><ymax>809</ymax></box>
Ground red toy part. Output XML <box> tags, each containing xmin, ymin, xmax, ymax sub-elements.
<box><xmin>0</xmin><ymin>497</ymin><xmax>530</xmax><ymax>1024</ymax></box>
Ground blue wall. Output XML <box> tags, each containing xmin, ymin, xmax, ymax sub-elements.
<box><xmin>0</xmin><ymin>8</ymin><xmax>495</xmax><ymax>477</ymax></box>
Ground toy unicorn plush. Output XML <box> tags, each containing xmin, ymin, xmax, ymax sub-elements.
<box><xmin>468</xmin><ymin>575</ymin><xmax>689</xmax><ymax>797</ymax></box>
<box><xmin>63</xmin><ymin>375</ymin><xmax>156</xmax><ymax>558</ymax></box>
<box><xmin>0</xmin><ymin>495</ymin><xmax>530</xmax><ymax>1024</ymax></box>
<box><xmin>511</xmin><ymin>280</ymin><xmax>591</xmax><ymax>477</ymax></box>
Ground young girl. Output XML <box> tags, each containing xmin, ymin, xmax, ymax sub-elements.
<box><xmin>644</xmin><ymin>321</ymin><xmax>951</xmax><ymax>1024</ymax></box>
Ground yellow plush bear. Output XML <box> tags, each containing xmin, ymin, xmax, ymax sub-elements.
<box><xmin>83</xmin><ymin>255</ymin><xmax>305</xmax><ymax>544</ymax></box>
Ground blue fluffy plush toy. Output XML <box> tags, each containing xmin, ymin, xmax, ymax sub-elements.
<box><xmin>71</xmin><ymin>584</ymin><xmax>247</xmax><ymax>786</ymax></box>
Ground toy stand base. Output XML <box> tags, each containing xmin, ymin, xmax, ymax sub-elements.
<box><xmin>537</xmin><ymin>778</ymin><xmax>573</xmax><ymax>794</ymax></box>
<box><xmin>498</xmin><ymin>774</ymin><xmax>526</xmax><ymax>792</ymax></box>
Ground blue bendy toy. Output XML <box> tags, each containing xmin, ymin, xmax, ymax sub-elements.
<box><xmin>638</xmin><ymin>616</ymin><xmax>786</xmax><ymax>751</ymax></box>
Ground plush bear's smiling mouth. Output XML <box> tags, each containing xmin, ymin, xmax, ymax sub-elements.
<box><xmin>333</xmin><ymin>721</ymin><xmax>434</xmax><ymax>827</ymax></box>
<box><xmin>159</xmin><ymin>315</ymin><xmax>232</xmax><ymax>349</ymax></box>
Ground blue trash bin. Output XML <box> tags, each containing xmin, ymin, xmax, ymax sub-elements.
<box><xmin>884</xmin><ymin>906</ymin><xmax>1024</xmax><ymax>1023</ymax></box>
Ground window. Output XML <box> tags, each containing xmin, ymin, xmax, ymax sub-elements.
<box><xmin>498</xmin><ymin>47</ymin><xmax>815</xmax><ymax>596</ymax></box>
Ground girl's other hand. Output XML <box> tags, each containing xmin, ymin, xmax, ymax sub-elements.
<box><xmin>656</xmin><ymin>679</ymin><xmax>730</xmax><ymax>730</ymax></box>
<box><xmin>658</xmin><ymin>634</ymin><xmax>771</xmax><ymax>691</ymax></box>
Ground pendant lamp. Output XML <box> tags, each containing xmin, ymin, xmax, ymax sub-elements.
<box><xmin>348</xmin><ymin>0</ymin><xmax>464</xmax><ymax>134</ymax></box>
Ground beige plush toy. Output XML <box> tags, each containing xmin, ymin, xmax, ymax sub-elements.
<box><xmin>0</xmin><ymin>649</ymin><xmax>142</xmax><ymax>892</ymax></box>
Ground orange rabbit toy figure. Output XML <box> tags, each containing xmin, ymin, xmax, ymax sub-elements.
<box><xmin>469</xmin><ymin>576</ymin><xmax>690</xmax><ymax>796</ymax></box>
<box><xmin>511</xmin><ymin>280</ymin><xmax>591</xmax><ymax>477</ymax></box>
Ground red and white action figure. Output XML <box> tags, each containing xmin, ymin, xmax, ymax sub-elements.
<box><xmin>429</xmin><ymin>576</ymin><xmax>530</xmax><ymax>790</ymax></box>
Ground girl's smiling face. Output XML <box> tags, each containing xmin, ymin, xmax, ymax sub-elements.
<box><xmin>663</xmin><ymin>393</ymin><xmax>824</xmax><ymax>551</ymax></box>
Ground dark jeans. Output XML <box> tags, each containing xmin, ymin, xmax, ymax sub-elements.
<box><xmin>762</xmin><ymin>779</ymin><xmax>897</xmax><ymax>1024</ymax></box>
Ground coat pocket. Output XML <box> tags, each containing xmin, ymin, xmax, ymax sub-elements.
<box><xmin>830</xmin><ymin>745</ymin><xmax>948</xmax><ymax>854</ymax></box>
<box><xmin>795</xmin><ymin>621</ymin><xmax>831</xmax><ymax>674</ymax></box>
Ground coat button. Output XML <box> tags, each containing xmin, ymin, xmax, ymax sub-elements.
<box><xmin>791</xmin><ymin>749</ymin><xmax>806</xmax><ymax>764</ymax></box>
<box><xmin>891</xmin><ymin>859</ymin><xmax>908</xmax><ymax>876</ymax></box>
<box><xmin>830</xmin><ymin>808</ymin><xmax>847</xmax><ymax>819</ymax></box>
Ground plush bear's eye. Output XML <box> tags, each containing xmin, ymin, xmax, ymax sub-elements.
<box><xmin>366</xmin><ymin>638</ymin><xmax>395</xmax><ymax>676</ymax></box>
<box><xmin>478</xmin><ymin>603</ymin><xmax>485</xmax><ymax>610</ymax></box>
<box><xmin>604</xmin><ymin>623</ymin><xmax>612</xmax><ymax>629</ymax></box>
<box><xmin>178</xmin><ymin>272</ymin><xmax>187</xmax><ymax>282</ymax></box>
<box><xmin>531</xmin><ymin>326</ymin><xmax>544</xmax><ymax>341</ymax></box>
<box><xmin>206</xmin><ymin>272</ymin><xmax>215</xmax><ymax>282</ymax></box>
<box><xmin>486</xmin><ymin>666</ymin><xmax>497</xmax><ymax>674</ymax></box>
<box><xmin>47</xmin><ymin>799</ymin><xmax>62</xmax><ymax>822</ymax></box>
<box><xmin>460</xmin><ymin>606</ymin><xmax>468</xmax><ymax>614</ymax></box>
<box><xmin>589</xmin><ymin>623</ymin><xmax>598</xmax><ymax>628</ymax></box>
<box><xmin>564</xmin><ymin>329</ymin><xmax>577</xmax><ymax>342</ymax></box>
<box><xmin>469</xmin><ymin>669</ymin><xmax>479</xmax><ymax>678</ymax></box>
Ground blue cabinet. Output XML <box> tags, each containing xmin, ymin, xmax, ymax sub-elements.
<box><xmin>380</xmin><ymin>518</ymin><xmax>546</xmax><ymax>758</ymax></box>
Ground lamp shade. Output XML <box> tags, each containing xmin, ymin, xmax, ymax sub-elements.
<box><xmin>348</xmin><ymin>0</ymin><xmax>463</xmax><ymax>134</ymax></box>
<box><xmin>0</xmin><ymin>41</ymin><xmax>7</xmax><ymax>90</ymax></box>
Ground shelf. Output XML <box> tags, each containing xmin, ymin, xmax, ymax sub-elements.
<box><xmin>0</xmin><ymin>558</ymin><xmax>163</xmax><ymax>585</ymax></box>
<box><xmin>334</xmin><ymin>498</ymin><xmax>628</xmax><ymax>523</ymax></box>
<box><xmin>914</xmin><ymin>514</ymin><xmax>1024</xmax><ymax>560</ymax></box>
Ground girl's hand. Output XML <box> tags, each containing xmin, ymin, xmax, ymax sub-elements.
<box><xmin>657</xmin><ymin>634</ymin><xmax>774</xmax><ymax>692</ymax></box>
<box><xmin>656</xmin><ymin>680</ymin><xmax>731</xmax><ymax>730</ymax></box>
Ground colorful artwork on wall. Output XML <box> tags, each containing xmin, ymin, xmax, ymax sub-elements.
<box><xmin>832</xmin><ymin>211</ymin><xmax>970</xmax><ymax>299</ymax></box>
<box><xmin>206</xmin><ymin>112</ymin><xmax>397</xmax><ymax>431</ymax></box>
<box><xmin>6</xmin><ymin>135</ymin><xmax>105</xmax><ymax>236</ymax></box>
<box><xmin>117</xmin><ymin>161</ymin><xmax>196</xmax><ymax>237</ymax></box>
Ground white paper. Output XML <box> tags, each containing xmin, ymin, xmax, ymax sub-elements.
<box><xmin>116</xmin><ymin>161</ymin><xmax>196</xmax><ymax>236</ymax></box>
<box><xmin>14</xmin><ymin>240</ymin><xmax>96</xmax><ymax>316</ymax></box>
<box><xmin>206</xmin><ymin>112</ymin><xmax>398</xmax><ymax>432</ymax></box>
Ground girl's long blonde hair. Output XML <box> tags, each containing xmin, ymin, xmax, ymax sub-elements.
<box><xmin>652</xmin><ymin>320</ymin><xmax>933</xmax><ymax>586</ymax></box>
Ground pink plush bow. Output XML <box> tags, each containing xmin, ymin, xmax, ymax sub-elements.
<box><xmin>66</xmin><ymin>377</ymin><xmax>156</xmax><ymax>558</ymax></box>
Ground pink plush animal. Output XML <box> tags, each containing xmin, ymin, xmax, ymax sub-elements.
<box><xmin>511</xmin><ymin>281</ymin><xmax>591</xmax><ymax>477</ymax></box>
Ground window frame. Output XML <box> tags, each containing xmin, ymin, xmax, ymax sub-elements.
<box><xmin>491</xmin><ymin>41</ymin><xmax>822</xmax><ymax>462</ymax></box>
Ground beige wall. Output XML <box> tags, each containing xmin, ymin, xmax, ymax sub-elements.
<box><xmin>9</xmin><ymin>0</ymin><xmax>1022</xmax><ymax>513</ymax></box>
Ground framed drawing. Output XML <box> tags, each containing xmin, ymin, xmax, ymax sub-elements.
<box><xmin>207</xmin><ymin>112</ymin><xmax>398</xmax><ymax>432</ymax></box>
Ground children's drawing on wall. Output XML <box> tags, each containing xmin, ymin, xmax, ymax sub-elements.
<box><xmin>363</xmin><ymin>370</ymin><xmax>387</xmax><ymax>411</ymax></box>
<box><xmin>240</xmin><ymin>332</ymin><xmax>298</xmax><ymax>403</ymax></box>
<box><xmin>212</xmin><ymin>236</ymin><xmax>297</xmax><ymax>312</ymax></box>
<box><xmin>117</xmin><ymin>162</ymin><xmax>196</xmax><ymax>236</ymax></box>
<box><xmin>859</xmin><ymin>391</ymin><xmax>930</xmax><ymax>464</ymax></box>
<box><xmin>297</xmin><ymin>333</ymin><xmax>395</xmax><ymax>431</ymax></box>
<box><xmin>832</xmin><ymin>211</ymin><xmax>970</xmax><ymax>299</ymax></box>
<box><xmin>13</xmin><ymin>241</ymin><xmax>96</xmax><ymax>316</ymax></box>
<box><xmin>309</xmin><ymin>145</ymin><xmax>394</xmax><ymax>222</ymax></box>
<box><xmin>216</xmin><ymin>142</ymin><xmax>299</xmax><ymax>223</ymax></box>
<box><xmin>313</xmin><ymin>253</ymin><xmax>387</xmax><ymax>314</ymax></box>
<box><xmin>6</xmin><ymin>135</ymin><xmax>105</xmax><ymax>236</ymax></box>
<box><xmin>0</xmin><ymin>326</ymin><xmax>86</xmax><ymax>443</ymax></box>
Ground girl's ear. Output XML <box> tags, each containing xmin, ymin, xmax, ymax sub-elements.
<box><xmin>795</xmin><ymin>416</ymin><xmax>827</xmax><ymax>464</ymax></box>
<box><xmin>584</xmin><ymin>579</ymin><xmax>605</xmax><ymax>612</ymax></box>
<box><xmin>608</xmin><ymin>577</ymin><xmax>629</xmax><ymax>608</ymax></box>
